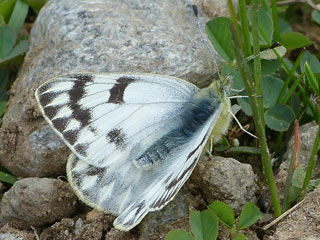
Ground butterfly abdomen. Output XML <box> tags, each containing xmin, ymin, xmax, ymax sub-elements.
<box><xmin>135</xmin><ymin>87</ymin><xmax>221</xmax><ymax>168</ymax></box>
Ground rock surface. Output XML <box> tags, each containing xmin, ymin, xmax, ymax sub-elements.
<box><xmin>265</xmin><ymin>185</ymin><xmax>320</xmax><ymax>240</ymax></box>
<box><xmin>0</xmin><ymin>225</ymin><xmax>35</xmax><ymax>240</ymax></box>
<box><xmin>138</xmin><ymin>190</ymin><xmax>191</xmax><ymax>240</ymax></box>
<box><xmin>0</xmin><ymin>0</ymin><xmax>222</xmax><ymax>177</ymax></box>
<box><xmin>1</xmin><ymin>178</ymin><xmax>77</xmax><ymax>227</ymax></box>
<box><xmin>276</xmin><ymin>121</ymin><xmax>320</xmax><ymax>198</ymax></box>
<box><xmin>190</xmin><ymin>156</ymin><xmax>258</xmax><ymax>213</ymax></box>
<box><xmin>0</xmin><ymin>0</ymin><xmax>254</xmax><ymax>239</ymax></box>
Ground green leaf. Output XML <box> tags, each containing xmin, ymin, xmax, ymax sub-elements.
<box><xmin>221</xmin><ymin>64</ymin><xmax>244</xmax><ymax>96</ymax></box>
<box><xmin>300</xmin><ymin>51</ymin><xmax>320</xmax><ymax>74</ymax></box>
<box><xmin>237</xmin><ymin>202</ymin><xmax>263</xmax><ymax>230</ymax></box>
<box><xmin>260</xmin><ymin>59</ymin><xmax>282</xmax><ymax>76</ymax></box>
<box><xmin>0</xmin><ymin>101</ymin><xmax>6</xmax><ymax>117</ymax></box>
<box><xmin>228</xmin><ymin>146</ymin><xmax>261</xmax><ymax>155</ymax></box>
<box><xmin>0</xmin><ymin>68</ymin><xmax>8</xmax><ymax>89</ymax></box>
<box><xmin>0</xmin><ymin>0</ymin><xmax>16</xmax><ymax>22</ymax></box>
<box><xmin>22</xmin><ymin>0</ymin><xmax>47</xmax><ymax>13</ymax></box>
<box><xmin>278</xmin><ymin>18</ymin><xmax>292</xmax><ymax>35</ymax></box>
<box><xmin>291</xmin><ymin>93</ymin><xmax>300</xmax><ymax>114</ymax></box>
<box><xmin>248</xmin><ymin>8</ymin><xmax>273</xmax><ymax>45</ymax></box>
<box><xmin>8</xmin><ymin>0</ymin><xmax>28</xmax><ymax>33</ymax></box>
<box><xmin>166</xmin><ymin>229</ymin><xmax>194</xmax><ymax>240</ymax></box>
<box><xmin>190</xmin><ymin>210</ymin><xmax>218</xmax><ymax>240</ymax></box>
<box><xmin>312</xmin><ymin>10</ymin><xmax>320</xmax><ymax>25</ymax></box>
<box><xmin>248</xmin><ymin>59</ymin><xmax>282</xmax><ymax>76</ymax></box>
<box><xmin>233</xmin><ymin>233</ymin><xmax>248</xmax><ymax>240</ymax></box>
<box><xmin>0</xmin><ymin>25</ymin><xmax>16</xmax><ymax>58</ymax></box>
<box><xmin>215</xmin><ymin>136</ymin><xmax>230</xmax><ymax>152</ymax></box>
<box><xmin>206</xmin><ymin>17</ymin><xmax>233</xmax><ymax>62</ymax></box>
<box><xmin>208</xmin><ymin>201</ymin><xmax>234</xmax><ymax>228</ymax></box>
<box><xmin>280</xmin><ymin>32</ymin><xmax>313</xmax><ymax>50</ymax></box>
<box><xmin>305</xmin><ymin>62</ymin><xmax>320</xmax><ymax>96</ymax></box>
<box><xmin>0</xmin><ymin>39</ymin><xmax>28</xmax><ymax>64</ymax></box>
<box><xmin>0</xmin><ymin>90</ymin><xmax>6</xmax><ymax>101</ymax></box>
<box><xmin>292</xmin><ymin>166</ymin><xmax>305</xmax><ymax>189</ymax></box>
<box><xmin>237</xmin><ymin>76</ymin><xmax>285</xmax><ymax>116</ymax></box>
<box><xmin>0</xmin><ymin>170</ymin><xmax>16</xmax><ymax>184</ymax></box>
<box><xmin>262</xmin><ymin>76</ymin><xmax>284</xmax><ymax>109</ymax></box>
<box><xmin>288</xmin><ymin>185</ymin><xmax>300</xmax><ymax>203</ymax></box>
<box><xmin>237</xmin><ymin>91</ymin><xmax>251</xmax><ymax>116</ymax></box>
<box><xmin>265</xmin><ymin>104</ymin><xmax>295</xmax><ymax>131</ymax></box>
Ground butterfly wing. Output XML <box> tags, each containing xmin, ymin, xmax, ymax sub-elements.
<box><xmin>35</xmin><ymin>73</ymin><xmax>198</xmax><ymax>168</ymax></box>
<box><xmin>36</xmin><ymin>72</ymin><xmax>224</xmax><ymax>231</ymax></box>
<box><xmin>66</xmin><ymin>102</ymin><xmax>222</xmax><ymax>231</ymax></box>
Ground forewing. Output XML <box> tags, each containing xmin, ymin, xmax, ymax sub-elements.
<box><xmin>66</xmin><ymin>103</ymin><xmax>222</xmax><ymax>231</ymax></box>
<box><xmin>35</xmin><ymin>72</ymin><xmax>198</xmax><ymax>167</ymax></box>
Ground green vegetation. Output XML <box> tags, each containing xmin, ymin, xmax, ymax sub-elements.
<box><xmin>166</xmin><ymin>201</ymin><xmax>262</xmax><ymax>240</ymax></box>
<box><xmin>0</xmin><ymin>0</ymin><xmax>47</xmax><ymax>183</ymax></box>
<box><xmin>169</xmin><ymin>0</ymin><xmax>320</xmax><ymax>238</ymax></box>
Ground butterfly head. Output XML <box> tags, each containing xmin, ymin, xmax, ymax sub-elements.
<box><xmin>204</xmin><ymin>76</ymin><xmax>232</xmax><ymax>143</ymax></box>
<box><xmin>208</xmin><ymin>75</ymin><xmax>232</xmax><ymax>98</ymax></box>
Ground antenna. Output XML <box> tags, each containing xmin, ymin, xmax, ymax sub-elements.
<box><xmin>192</xmin><ymin>5</ymin><xmax>257</xmax><ymax>140</ymax></box>
<box><xmin>192</xmin><ymin>5</ymin><xmax>221</xmax><ymax>79</ymax></box>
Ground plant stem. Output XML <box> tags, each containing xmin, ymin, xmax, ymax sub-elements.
<box><xmin>271</xmin><ymin>0</ymin><xmax>280</xmax><ymax>42</ymax></box>
<box><xmin>238</xmin><ymin>0</ymin><xmax>252</xmax><ymax>56</ymax></box>
<box><xmin>251</xmin><ymin>0</ymin><xmax>264</xmax><ymax>128</ymax></box>
<box><xmin>302</xmin><ymin>119</ymin><xmax>320</xmax><ymax>194</ymax></box>
<box><xmin>231</xmin><ymin>25</ymin><xmax>281</xmax><ymax>218</ymax></box>
<box><xmin>227</xmin><ymin>0</ymin><xmax>242</xmax><ymax>49</ymax></box>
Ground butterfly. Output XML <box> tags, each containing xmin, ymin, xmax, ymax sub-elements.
<box><xmin>35</xmin><ymin>72</ymin><xmax>232</xmax><ymax>231</ymax></box>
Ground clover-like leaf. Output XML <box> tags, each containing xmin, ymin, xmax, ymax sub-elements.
<box><xmin>206</xmin><ymin>17</ymin><xmax>233</xmax><ymax>62</ymax></box>
<box><xmin>265</xmin><ymin>104</ymin><xmax>295</xmax><ymax>131</ymax></box>
<box><xmin>237</xmin><ymin>202</ymin><xmax>263</xmax><ymax>230</ymax></box>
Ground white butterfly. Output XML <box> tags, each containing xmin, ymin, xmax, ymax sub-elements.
<box><xmin>35</xmin><ymin>72</ymin><xmax>231</xmax><ymax>231</ymax></box>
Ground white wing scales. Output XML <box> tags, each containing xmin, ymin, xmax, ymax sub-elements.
<box><xmin>35</xmin><ymin>73</ymin><xmax>198</xmax><ymax>167</ymax></box>
<box><xmin>35</xmin><ymin>72</ymin><xmax>224</xmax><ymax>231</ymax></box>
<box><xmin>67</xmin><ymin>105</ymin><xmax>220</xmax><ymax>230</ymax></box>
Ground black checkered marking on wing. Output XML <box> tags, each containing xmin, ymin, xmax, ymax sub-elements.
<box><xmin>107</xmin><ymin>128</ymin><xmax>127</xmax><ymax>149</ymax></box>
<box><xmin>108</xmin><ymin>77</ymin><xmax>135</xmax><ymax>104</ymax></box>
<box><xmin>68</xmin><ymin>74</ymin><xmax>94</xmax><ymax>128</ymax></box>
<box><xmin>39</xmin><ymin>74</ymin><xmax>97</xmax><ymax>148</ymax></box>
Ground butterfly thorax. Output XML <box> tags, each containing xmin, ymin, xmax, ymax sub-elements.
<box><xmin>134</xmin><ymin>85</ymin><xmax>224</xmax><ymax>169</ymax></box>
<box><xmin>207</xmin><ymin>78</ymin><xmax>232</xmax><ymax>143</ymax></box>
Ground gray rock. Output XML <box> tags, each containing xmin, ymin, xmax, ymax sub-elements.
<box><xmin>0</xmin><ymin>0</ymin><xmax>236</xmax><ymax>237</ymax></box>
<box><xmin>28</xmin><ymin>126</ymin><xmax>68</xmax><ymax>177</ymax></box>
<box><xmin>0</xmin><ymin>227</ymin><xmax>34</xmax><ymax>240</ymax></box>
<box><xmin>105</xmin><ymin>228</ymin><xmax>137</xmax><ymax>240</ymax></box>
<box><xmin>283</xmin><ymin>121</ymin><xmax>320</xmax><ymax>176</ymax></box>
<box><xmin>0</xmin><ymin>0</ymin><xmax>226</xmax><ymax>177</ymax></box>
<box><xmin>40</xmin><ymin>211</ymin><xmax>113</xmax><ymax>240</ymax></box>
<box><xmin>0</xmin><ymin>225</ymin><xmax>35</xmax><ymax>240</ymax></box>
<box><xmin>276</xmin><ymin>121</ymin><xmax>320</xmax><ymax>196</ymax></box>
<box><xmin>190</xmin><ymin>156</ymin><xmax>258</xmax><ymax>213</ymax></box>
<box><xmin>264</xmin><ymin>185</ymin><xmax>320</xmax><ymax>240</ymax></box>
<box><xmin>138</xmin><ymin>190</ymin><xmax>190</xmax><ymax>240</ymax></box>
<box><xmin>1</xmin><ymin>178</ymin><xmax>77</xmax><ymax>227</ymax></box>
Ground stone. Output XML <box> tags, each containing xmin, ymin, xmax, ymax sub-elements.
<box><xmin>104</xmin><ymin>228</ymin><xmax>137</xmax><ymax>240</ymax></box>
<box><xmin>276</xmin><ymin>121</ymin><xmax>320</xmax><ymax>197</ymax></box>
<box><xmin>0</xmin><ymin>0</ymin><xmax>236</xmax><ymax>238</ymax></box>
<box><xmin>0</xmin><ymin>225</ymin><xmax>35</xmax><ymax>240</ymax></box>
<box><xmin>190</xmin><ymin>156</ymin><xmax>258</xmax><ymax>213</ymax></box>
<box><xmin>0</xmin><ymin>0</ymin><xmax>227</xmax><ymax>177</ymax></box>
<box><xmin>1</xmin><ymin>178</ymin><xmax>77</xmax><ymax>227</ymax></box>
<box><xmin>265</xmin><ymin>185</ymin><xmax>320</xmax><ymax>240</ymax></box>
<box><xmin>138</xmin><ymin>190</ymin><xmax>190</xmax><ymax>240</ymax></box>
